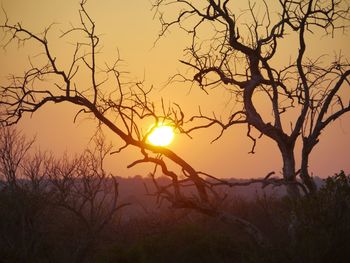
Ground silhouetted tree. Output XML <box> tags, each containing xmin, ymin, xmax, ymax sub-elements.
<box><xmin>5</xmin><ymin>0</ymin><xmax>349</xmax><ymax>247</ymax></box>
<box><xmin>47</xmin><ymin>133</ymin><xmax>128</xmax><ymax>263</ymax></box>
<box><xmin>0</xmin><ymin>0</ymin><xmax>271</xmax><ymax>246</ymax></box>
<box><xmin>0</xmin><ymin>127</ymin><xmax>49</xmax><ymax>262</ymax></box>
<box><xmin>0</xmin><ymin>127</ymin><xmax>34</xmax><ymax>189</ymax></box>
<box><xmin>0</xmin><ymin>127</ymin><xmax>127</xmax><ymax>262</ymax></box>
<box><xmin>153</xmin><ymin>0</ymin><xmax>350</xmax><ymax>197</ymax></box>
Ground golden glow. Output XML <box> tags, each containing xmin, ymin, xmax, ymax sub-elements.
<box><xmin>147</xmin><ymin>124</ymin><xmax>175</xmax><ymax>146</ymax></box>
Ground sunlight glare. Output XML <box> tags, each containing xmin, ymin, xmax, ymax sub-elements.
<box><xmin>147</xmin><ymin>124</ymin><xmax>175</xmax><ymax>146</ymax></box>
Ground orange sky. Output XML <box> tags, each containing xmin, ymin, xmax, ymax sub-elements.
<box><xmin>1</xmin><ymin>0</ymin><xmax>349</xmax><ymax>179</ymax></box>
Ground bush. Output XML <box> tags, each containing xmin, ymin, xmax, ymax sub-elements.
<box><xmin>291</xmin><ymin>171</ymin><xmax>350</xmax><ymax>263</ymax></box>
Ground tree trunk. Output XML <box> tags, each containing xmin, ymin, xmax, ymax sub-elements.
<box><xmin>300</xmin><ymin>144</ymin><xmax>317</xmax><ymax>193</ymax></box>
<box><xmin>280</xmin><ymin>145</ymin><xmax>300</xmax><ymax>199</ymax></box>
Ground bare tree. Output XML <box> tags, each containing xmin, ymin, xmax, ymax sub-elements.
<box><xmin>0</xmin><ymin>0</ymin><xmax>208</xmax><ymax>203</ymax></box>
<box><xmin>153</xmin><ymin>0</ymin><xmax>350</xmax><ymax>197</ymax></box>
<box><xmin>5</xmin><ymin>0</ymin><xmax>348</xmax><ymax>249</ymax></box>
<box><xmin>46</xmin><ymin>133</ymin><xmax>128</xmax><ymax>262</ymax></box>
<box><xmin>0</xmin><ymin>127</ymin><xmax>128</xmax><ymax>262</ymax></box>
<box><xmin>0</xmin><ymin>127</ymin><xmax>49</xmax><ymax>261</ymax></box>
<box><xmin>0</xmin><ymin>127</ymin><xmax>35</xmax><ymax>189</ymax></box>
<box><xmin>0</xmin><ymin>0</ymin><xmax>271</xmax><ymax>246</ymax></box>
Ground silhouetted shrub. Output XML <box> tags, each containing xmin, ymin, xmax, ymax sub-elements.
<box><xmin>290</xmin><ymin>171</ymin><xmax>350</xmax><ymax>263</ymax></box>
<box><xmin>1</xmin><ymin>128</ymin><xmax>349</xmax><ymax>263</ymax></box>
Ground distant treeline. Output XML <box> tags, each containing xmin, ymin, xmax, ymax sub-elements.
<box><xmin>0</xmin><ymin>128</ymin><xmax>349</xmax><ymax>263</ymax></box>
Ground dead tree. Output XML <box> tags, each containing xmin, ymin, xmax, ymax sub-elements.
<box><xmin>0</xmin><ymin>127</ymin><xmax>128</xmax><ymax>262</ymax></box>
<box><xmin>153</xmin><ymin>0</ymin><xmax>350</xmax><ymax>197</ymax></box>
<box><xmin>0</xmin><ymin>127</ymin><xmax>34</xmax><ymax>189</ymax></box>
<box><xmin>0</xmin><ymin>127</ymin><xmax>49</xmax><ymax>262</ymax></box>
<box><xmin>0</xmin><ymin>0</ymin><xmax>270</xmax><ymax>246</ymax></box>
<box><xmin>46</xmin><ymin>133</ymin><xmax>128</xmax><ymax>262</ymax></box>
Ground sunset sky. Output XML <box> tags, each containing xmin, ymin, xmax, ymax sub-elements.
<box><xmin>1</xmin><ymin>0</ymin><xmax>349</xmax><ymax>179</ymax></box>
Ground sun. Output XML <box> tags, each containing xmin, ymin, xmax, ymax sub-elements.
<box><xmin>147</xmin><ymin>123</ymin><xmax>175</xmax><ymax>147</ymax></box>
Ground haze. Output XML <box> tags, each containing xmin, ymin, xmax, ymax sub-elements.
<box><xmin>0</xmin><ymin>0</ymin><xmax>349</xmax><ymax>179</ymax></box>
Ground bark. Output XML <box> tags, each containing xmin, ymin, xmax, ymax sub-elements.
<box><xmin>244</xmin><ymin>87</ymin><xmax>301</xmax><ymax>198</ymax></box>
<box><xmin>279</xmin><ymin>143</ymin><xmax>300</xmax><ymax>199</ymax></box>
<box><xmin>300</xmin><ymin>141</ymin><xmax>317</xmax><ymax>193</ymax></box>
